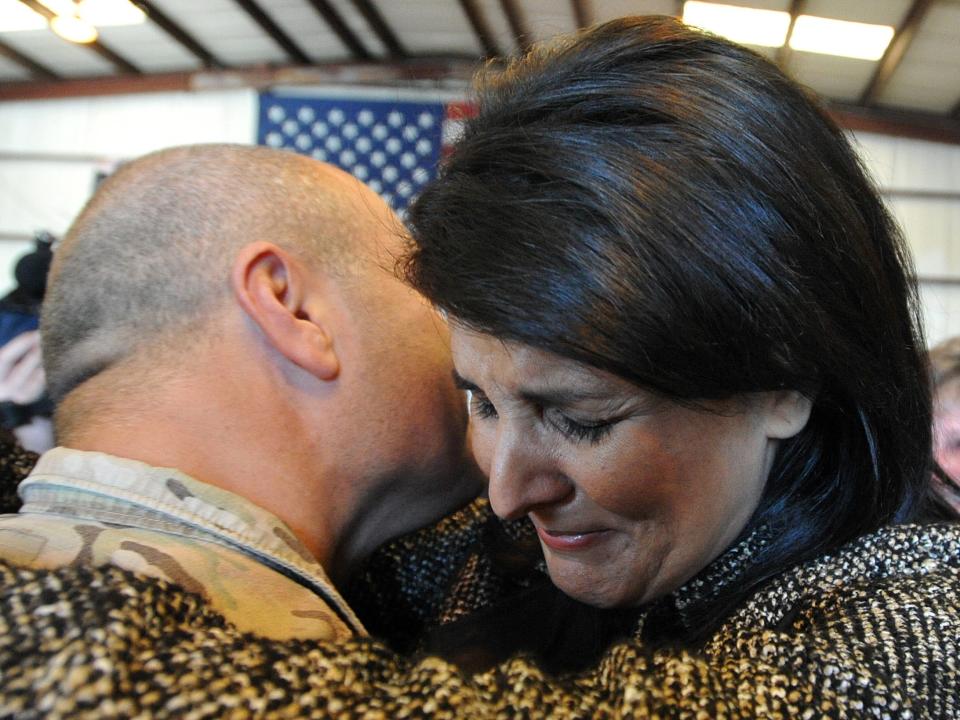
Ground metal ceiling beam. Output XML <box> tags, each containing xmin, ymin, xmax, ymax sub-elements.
<box><xmin>18</xmin><ymin>0</ymin><xmax>140</xmax><ymax>74</ymax></box>
<box><xmin>499</xmin><ymin>0</ymin><xmax>532</xmax><ymax>54</ymax></box>
<box><xmin>571</xmin><ymin>0</ymin><xmax>592</xmax><ymax>29</ymax></box>
<box><xmin>0</xmin><ymin>37</ymin><xmax>59</xmax><ymax>79</ymax></box>
<box><xmin>349</xmin><ymin>0</ymin><xmax>405</xmax><ymax>58</ymax></box>
<box><xmin>0</xmin><ymin>63</ymin><xmax>956</xmax><ymax>146</ymax></box>
<box><xmin>132</xmin><ymin>1</ymin><xmax>225</xmax><ymax>69</ymax></box>
<box><xmin>0</xmin><ymin>70</ymin><xmax>192</xmax><ymax>101</ymax></box>
<box><xmin>828</xmin><ymin>101</ymin><xmax>960</xmax><ymax>146</ymax></box>
<box><xmin>860</xmin><ymin>0</ymin><xmax>934</xmax><ymax>106</ymax></box>
<box><xmin>0</xmin><ymin>59</ymin><xmax>480</xmax><ymax>102</ymax></box>
<box><xmin>233</xmin><ymin>0</ymin><xmax>311</xmax><ymax>64</ymax></box>
<box><xmin>458</xmin><ymin>0</ymin><xmax>500</xmax><ymax>58</ymax></box>
<box><xmin>303</xmin><ymin>0</ymin><xmax>371</xmax><ymax>61</ymax></box>
<box><xmin>775</xmin><ymin>0</ymin><xmax>805</xmax><ymax>69</ymax></box>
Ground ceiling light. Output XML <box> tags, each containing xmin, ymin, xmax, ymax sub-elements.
<box><xmin>0</xmin><ymin>0</ymin><xmax>47</xmax><ymax>32</ymax></box>
<box><xmin>682</xmin><ymin>1</ymin><xmax>791</xmax><ymax>48</ymax></box>
<box><xmin>50</xmin><ymin>12</ymin><xmax>98</xmax><ymax>43</ymax></box>
<box><xmin>789</xmin><ymin>15</ymin><xmax>895</xmax><ymax>61</ymax></box>
<box><xmin>39</xmin><ymin>0</ymin><xmax>145</xmax><ymax>27</ymax></box>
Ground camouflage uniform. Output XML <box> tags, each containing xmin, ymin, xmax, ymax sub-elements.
<box><xmin>0</xmin><ymin>447</ymin><xmax>364</xmax><ymax>640</ymax></box>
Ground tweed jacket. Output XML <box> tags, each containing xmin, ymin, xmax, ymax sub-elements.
<box><xmin>0</xmin><ymin>438</ymin><xmax>958</xmax><ymax>717</ymax></box>
<box><xmin>2</xmin><ymin>517</ymin><xmax>959</xmax><ymax>716</ymax></box>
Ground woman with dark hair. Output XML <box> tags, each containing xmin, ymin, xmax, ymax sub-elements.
<box><xmin>398</xmin><ymin>13</ymin><xmax>960</xmax><ymax>713</ymax></box>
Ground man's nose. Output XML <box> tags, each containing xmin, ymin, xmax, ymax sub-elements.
<box><xmin>486</xmin><ymin>423</ymin><xmax>572</xmax><ymax>521</ymax></box>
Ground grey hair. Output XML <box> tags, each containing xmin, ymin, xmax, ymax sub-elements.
<box><xmin>41</xmin><ymin>143</ymin><xmax>388</xmax><ymax>403</ymax></box>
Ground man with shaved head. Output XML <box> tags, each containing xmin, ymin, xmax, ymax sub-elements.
<box><xmin>0</xmin><ymin>144</ymin><xmax>480</xmax><ymax>643</ymax></box>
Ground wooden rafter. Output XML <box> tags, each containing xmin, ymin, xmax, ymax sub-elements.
<box><xmin>18</xmin><ymin>0</ymin><xmax>140</xmax><ymax>74</ymax></box>
<box><xmin>133</xmin><ymin>1</ymin><xmax>225</xmax><ymax>69</ymax></box>
<box><xmin>458</xmin><ymin>0</ymin><xmax>500</xmax><ymax>58</ymax></box>
<box><xmin>233</xmin><ymin>0</ymin><xmax>310</xmax><ymax>64</ymax></box>
<box><xmin>774</xmin><ymin>0</ymin><xmax>805</xmax><ymax>69</ymax></box>
<box><xmin>0</xmin><ymin>36</ymin><xmax>59</xmax><ymax>79</ymax></box>
<box><xmin>349</xmin><ymin>0</ymin><xmax>405</xmax><ymax>59</ymax></box>
<box><xmin>571</xmin><ymin>0</ymin><xmax>592</xmax><ymax>30</ymax></box>
<box><xmin>860</xmin><ymin>0</ymin><xmax>933</xmax><ymax>106</ymax></box>
<box><xmin>303</xmin><ymin>0</ymin><xmax>371</xmax><ymax>61</ymax></box>
<box><xmin>499</xmin><ymin>0</ymin><xmax>531</xmax><ymax>53</ymax></box>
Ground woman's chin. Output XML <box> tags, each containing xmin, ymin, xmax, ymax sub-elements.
<box><xmin>544</xmin><ymin>554</ymin><xmax>647</xmax><ymax>609</ymax></box>
<box><xmin>539</xmin><ymin>529</ymin><xmax>672</xmax><ymax>608</ymax></box>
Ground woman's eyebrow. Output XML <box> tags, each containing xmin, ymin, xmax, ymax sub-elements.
<box><xmin>454</xmin><ymin>370</ymin><xmax>617</xmax><ymax>404</ymax></box>
<box><xmin>519</xmin><ymin>386</ymin><xmax>613</xmax><ymax>406</ymax></box>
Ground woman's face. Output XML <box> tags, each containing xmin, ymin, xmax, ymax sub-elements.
<box><xmin>451</xmin><ymin>329</ymin><xmax>811</xmax><ymax>608</ymax></box>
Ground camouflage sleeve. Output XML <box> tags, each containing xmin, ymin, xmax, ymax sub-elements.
<box><xmin>3</xmin><ymin>559</ymin><xmax>956</xmax><ymax>718</ymax></box>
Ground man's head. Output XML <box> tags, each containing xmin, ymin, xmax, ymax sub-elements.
<box><xmin>41</xmin><ymin>144</ymin><xmax>480</xmax><ymax>577</ymax></box>
<box><xmin>44</xmin><ymin>144</ymin><xmax>363</xmax><ymax>402</ymax></box>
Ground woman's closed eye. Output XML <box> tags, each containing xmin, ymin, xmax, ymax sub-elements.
<box><xmin>466</xmin><ymin>389</ymin><xmax>499</xmax><ymax>419</ymax></box>
<box><xmin>463</xmin><ymin>380</ymin><xmax>617</xmax><ymax>445</ymax></box>
<box><xmin>548</xmin><ymin>411</ymin><xmax>615</xmax><ymax>445</ymax></box>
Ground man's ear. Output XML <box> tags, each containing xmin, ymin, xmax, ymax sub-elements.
<box><xmin>763</xmin><ymin>390</ymin><xmax>813</xmax><ymax>440</ymax></box>
<box><xmin>231</xmin><ymin>241</ymin><xmax>339</xmax><ymax>381</ymax></box>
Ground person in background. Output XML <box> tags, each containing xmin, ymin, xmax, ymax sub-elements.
<box><xmin>0</xmin><ymin>232</ymin><xmax>52</xmax><ymax>347</ymax></box>
<box><xmin>931</xmin><ymin>336</ymin><xmax>960</xmax><ymax>510</ymax></box>
<box><xmin>0</xmin><ymin>234</ymin><xmax>54</xmax><ymax>452</ymax></box>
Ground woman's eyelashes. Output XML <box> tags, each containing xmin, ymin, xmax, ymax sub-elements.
<box><xmin>467</xmin><ymin>389</ymin><xmax>615</xmax><ymax>445</ymax></box>
<box><xmin>467</xmin><ymin>389</ymin><xmax>499</xmax><ymax>419</ymax></box>
<box><xmin>549</xmin><ymin>412</ymin><xmax>615</xmax><ymax>445</ymax></box>
<box><xmin>544</xmin><ymin>410</ymin><xmax>617</xmax><ymax>445</ymax></box>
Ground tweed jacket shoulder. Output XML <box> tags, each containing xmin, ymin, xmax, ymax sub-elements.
<box><xmin>2</xmin><ymin>508</ymin><xmax>959</xmax><ymax>718</ymax></box>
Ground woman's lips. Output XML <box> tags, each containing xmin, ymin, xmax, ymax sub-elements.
<box><xmin>534</xmin><ymin>524</ymin><xmax>610</xmax><ymax>551</ymax></box>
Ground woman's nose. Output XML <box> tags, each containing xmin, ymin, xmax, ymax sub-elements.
<box><xmin>486</xmin><ymin>424</ymin><xmax>572</xmax><ymax>521</ymax></box>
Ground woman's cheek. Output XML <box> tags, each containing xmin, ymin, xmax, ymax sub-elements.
<box><xmin>469</xmin><ymin>422</ymin><xmax>495</xmax><ymax>479</ymax></box>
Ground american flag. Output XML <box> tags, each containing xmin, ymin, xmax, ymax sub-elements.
<box><xmin>257</xmin><ymin>91</ymin><xmax>473</xmax><ymax>214</ymax></box>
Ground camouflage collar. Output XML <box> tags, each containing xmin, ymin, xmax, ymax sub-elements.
<box><xmin>20</xmin><ymin>447</ymin><xmax>365</xmax><ymax>634</ymax></box>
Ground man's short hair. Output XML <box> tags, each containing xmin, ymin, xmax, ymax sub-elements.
<box><xmin>42</xmin><ymin>144</ymin><xmax>385</xmax><ymax>404</ymax></box>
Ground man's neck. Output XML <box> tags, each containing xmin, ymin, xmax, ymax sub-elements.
<box><xmin>58</xmin><ymin>373</ymin><xmax>340</xmax><ymax>573</ymax></box>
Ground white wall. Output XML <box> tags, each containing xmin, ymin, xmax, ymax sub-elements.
<box><xmin>854</xmin><ymin>132</ymin><xmax>960</xmax><ymax>347</ymax></box>
<box><xmin>0</xmin><ymin>88</ymin><xmax>257</xmax><ymax>296</ymax></box>
<box><xmin>0</xmin><ymin>90</ymin><xmax>957</xmax><ymax>346</ymax></box>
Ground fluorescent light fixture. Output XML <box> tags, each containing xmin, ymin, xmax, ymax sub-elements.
<box><xmin>789</xmin><ymin>15</ymin><xmax>894</xmax><ymax>61</ymax></box>
<box><xmin>50</xmin><ymin>12</ymin><xmax>98</xmax><ymax>43</ymax></box>
<box><xmin>0</xmin><ymin>0</ymin><xmax>47</xmax><ymax>32</ymax></box>
<box><xmin>682</xmin><ymin>1</ymin><xmax>791</xmax><ymax>48</ymax></box>
<box><xmin>40</xmin><ymin>0</ymin><xmax>145</xmax><ymax>27</ymax></box>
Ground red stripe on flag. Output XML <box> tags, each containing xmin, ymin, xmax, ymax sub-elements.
<box><xmin>442</xmin><ymin>101</ymin><xmax>478</xmax><ymax>158</ymax></box>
